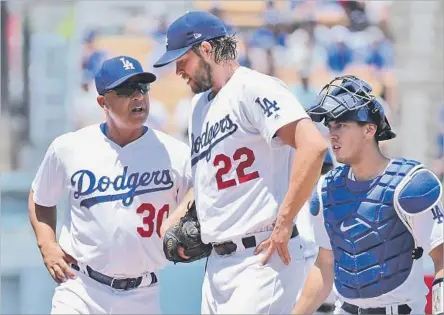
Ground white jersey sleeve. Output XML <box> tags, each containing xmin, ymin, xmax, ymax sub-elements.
<box><xmin>296</xmin><ymin>201</ymin><xmax>319</xmax><ymax>258</ymax></box>
<box><xmin>240</xmin><ymin>74</ymin><xmax>310</xmax><ymax>146</ymax></box>
<box><xmin>32</xmin><ymin>138</ymin><xmax>68</xmax><ymax>207</ymax></box>
<box><xmin>310</xmin><ymin>177</ymin><xmax>332</xmax><ymax>250</ymax></box>
<box><xmin>410</xmin><ymin>201</ymin><xmax>444</xmax><ymax>254</ymax></box>
<box><xmin>176</xmin><ymin>153</ymin><xmax>193</xmax><ymax>204</ymax></box>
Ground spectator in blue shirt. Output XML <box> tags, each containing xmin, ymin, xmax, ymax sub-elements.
<box><xmin>326</xmin><ymin>26</ymin><xmax>353</xmax><ymax>73</ymax></box>
<box><xmin>81</xmin><ymin>30</ymin><xmax>107</xmax><ymax>92</ymax></box>
<box><xmin>365</xmin><ymin>26</ymin><xmax>394</xmax><ymax>70</ymax></box>
<box><xmin>291</xmin><ymin>72</ymin><xmax>319</xmax><ymax>110</ymax></box>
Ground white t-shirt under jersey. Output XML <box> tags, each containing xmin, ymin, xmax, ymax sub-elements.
<box><xmin>32</xmin><ymin>124</ymin><xmax>192</xmax><ymax>278</ymax></box>
<box><xmin>188</xmin><ymin>66</ymin><xmax>310</xmax><ymax>243</ymax></box>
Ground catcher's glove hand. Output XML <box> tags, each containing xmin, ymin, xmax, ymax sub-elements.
<box><xmin>163</xmin><ymin>201</ymin><xmax>212</xmax><ymax>263</ymax></box>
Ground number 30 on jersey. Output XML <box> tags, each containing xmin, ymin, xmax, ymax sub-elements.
<box><xmin>213</xmin><ymin>146</ymin><xmax>259</xmax><ymax>190</ymax></box>
<box><xmin>136</xmin><ymin>203</ymin><xmax>169</xmax><ymax>238</ymax></box>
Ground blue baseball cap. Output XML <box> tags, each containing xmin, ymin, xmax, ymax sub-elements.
<box><xmin>153</xmin><ymin>11</ymin><xmax>228</xmax><ymax>68</ymax></box>
<box><xmin>95</xmin><ymin>56</ymin><xmax>156</xmax><ymax>95</ymax></box>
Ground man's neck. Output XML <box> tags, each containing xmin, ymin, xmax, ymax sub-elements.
<box><xmin>105</xmin><ymin>122</ymin><xmax>144</xmax><ymax>147</ymax></box>
<box><xmin>350</xmin><ymin>148</ymin><xmax>390</xmax><ymax>181</ymax></box>
<box><xmin>209</xmin><ymin>61</ymin><xmax>239</xmax><ymax>99</ymax></box>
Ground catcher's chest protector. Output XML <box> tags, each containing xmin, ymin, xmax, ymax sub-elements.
<box><xmin>321</xmin><ymin>158</ymin><xmax>419</xmax><ymax>299</ymax></box>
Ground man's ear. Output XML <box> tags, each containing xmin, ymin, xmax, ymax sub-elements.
<box><xmin>366</xmin><ymin>123</ymin><xmax>377</xmax><ymax>138</ymax></box>
<box><xmin>97</xmin><ymin>95</ymin><xmax>105</xmax><ymax>109</ymax></box>
<box><xmin>200</xmin><ymin>41</ymin><xmax>213</xmax><ymax>58</ymax></box>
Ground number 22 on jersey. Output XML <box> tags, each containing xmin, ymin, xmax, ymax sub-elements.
<box><xmin>213</xmin><ymin>147</ymin><xmax>259</xmax><ymax>190</ymax></box>
<box><xmin>136</xmin><ymin>203</ymin><xmax>169</xmax><ymax>238</ymax></box>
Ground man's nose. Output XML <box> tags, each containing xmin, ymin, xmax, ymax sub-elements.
<box><xmin>131</xmin><ymin>90</ymin><xmax>144</xmax><ymax>100</ymax></box>
<box><xmin>176</xmin><ymin>64</ymin><xmax>183</xmax><ymax>76</ymax></box>
<box><xmin>329</xmin><ymin>131</ymin><xmax>339</xmax><ymax>141</ymax></box>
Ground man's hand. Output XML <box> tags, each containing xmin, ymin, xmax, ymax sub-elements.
<box><xmin>29</xmin><ymin>192</ymin><xmax>78</xmax><ymax>283</ymax></box>
<box><xmin>178</xmin><ymin>246</ymin><xmax>191</xmax><ymax>260</ymax></box>
<box><xmin>40</xmin><ymin>241</ymin><xmax>77</xmax><ymax>283</ymax></box>
<box><xmin>254</xmin><ymin>215</ymin><xmax>294</xmax><ymax>265</ymax></box>
<box><xmin>162</xmin><ymin>201</ymin><xmax>212</xmax><ymax>264</ymax></box>
<box><xmin>260</xmin><ymin>118</ymin><xmax>326</xmax><ymax>266</ymax></box>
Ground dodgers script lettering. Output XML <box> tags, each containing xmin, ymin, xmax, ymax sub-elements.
<box><xmin>190</xmin><ymin>114</ymin><xmax>238</xmax><ymax>167</ymax></box>
<box><xmin>71</xmin><ymin>166</ymin><xmax>174</xmax><ymax>208</ymax></box>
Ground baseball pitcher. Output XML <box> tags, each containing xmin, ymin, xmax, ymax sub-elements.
<box><xmin>154</xmin><ymin>11</ymin><xmax>328</xmax><ymax>314</ymax></box>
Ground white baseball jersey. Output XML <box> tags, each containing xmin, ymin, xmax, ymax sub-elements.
<box><xmin>32</xmin><ymin>124</ymin><xmax>192</xmax><ymax>278</ymax></box>
<box><xmin>188</xmin><ymin>66</ymin><xmax>309</xmax><ymax>243</ymax></box>
<box><xmin>312</xmin><ymin>174</ymin><xmax>444</xmax><ymax>308</ymax></box>
<box><xmin>295</xmin><ymin>201</ymin><xmax>318</xmax><ymax>258</ymax></box>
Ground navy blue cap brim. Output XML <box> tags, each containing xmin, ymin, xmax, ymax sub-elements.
<box><xmin>153</xmin><ymin>46</ymin><xmax>192</xmax><ymax>68</ymax></box>
<box><xmin>105</xmin><ymin>72</ymin><xmax>157</xmax><ymax>91</ymax></box>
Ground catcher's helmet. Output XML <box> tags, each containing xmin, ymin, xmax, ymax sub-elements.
<box><xmin>307</xmin><ymin>75</ymin><xmax>396</xmax><ymax>141</ymax></box>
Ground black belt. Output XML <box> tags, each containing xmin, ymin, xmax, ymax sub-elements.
<box><xmin>341</xmin><ymin>302</ymin><xmax>412</xmax><ymax>315</ymax></box>
<box><xmin>71</xmin><ymin>264</ymin><xmax>157</xmax><ymax>291</ymax></box>
<box><xmin>213</xmin><ymin>224</ymin><xmax>299</xmax><ymax>256</ymax></box>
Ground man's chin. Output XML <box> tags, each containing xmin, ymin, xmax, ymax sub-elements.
<box><xmin>334</xmin><ymin>155</ymin><xmax>347</xmax><ymax>165</ymax></box>
<box><xmin>129</xmin><ymin>115</ymin><xmax>148</xmax><ymax>128</ymax></box>
<box><xmin>191</xmin><ymin>86</ymin><xmax>209</xmax><ymax>94</ymax></box>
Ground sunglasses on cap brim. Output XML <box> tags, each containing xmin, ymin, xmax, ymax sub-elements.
<box><xmin>104</xmin><ymin>82</ymin><xmax>150</xmax><ymax>97</ymax></box>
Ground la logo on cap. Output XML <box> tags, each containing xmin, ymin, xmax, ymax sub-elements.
<box><xmin>120</xmin><ymin>57</ymin><xmax>135</xmax><ymax>70</ymax></box>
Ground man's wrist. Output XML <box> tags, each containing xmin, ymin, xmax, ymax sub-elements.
<box><xmin>276</xmin><ymin>212</ymin><xmax>294</xmax><ymax>227</ymax></box>
<box><xmin>38</xmin><ymin>239</ymin><xmax>58</xmax><ymax>250</ymax></box>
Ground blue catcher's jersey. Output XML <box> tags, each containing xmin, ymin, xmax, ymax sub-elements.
<box><xmin>320</xmin><ymin>158</ymin><xmax>421</xmax><ymax>299</ymax></box>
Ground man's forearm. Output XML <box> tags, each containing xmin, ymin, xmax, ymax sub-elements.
<box><xmin>280</xmin><ymin>145</ymin><xmax>326</xmax><ymax>222</ymax></box>
<box><xmin>28</xmin><ymin>191</ymin><xmax>57</xmax><ymax>248</ymax></box>
<box><xmin>431</xmin><ymin>244</ymin><xmax>444</xmax><ymax>278</ymax></box>
<box><xmin>160</xmin><ymin>189</ymin><xmax>194</xmax><ymax>237</ymax></box>
<box><xmin>293</xmin><ymin>256</ymin><xmax>334</xmax><ymax>314</ymax></box>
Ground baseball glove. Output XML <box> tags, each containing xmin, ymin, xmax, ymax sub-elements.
<box><xmin>163</xmin><ymin>201</ymin><xmax>212</xmax><ymax>264</ymax></box>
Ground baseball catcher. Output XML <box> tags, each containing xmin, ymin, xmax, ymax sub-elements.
<box><xmin>293</xmin><ymin>75</ymin><xmax>444</xmax><ymax>315</ymax></box>
<box><xmin>163</xmin><ymin>201</ymin><xmax>213</xmax><ymax>263</ymax></box>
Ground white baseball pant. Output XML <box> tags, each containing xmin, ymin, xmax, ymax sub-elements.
<box><xmin>201</xmin><ymin>231</ymin><xmax>305</xmax><ymax>314</ymax></box>
<box><xmin>51</xmin><ymin>268</ymin><xmax>160</xmax><ymax>314</ymax></box>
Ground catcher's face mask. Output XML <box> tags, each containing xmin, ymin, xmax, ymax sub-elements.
<box><xmin>307</xmin><ymin>75</ymin><xmax>396</xmax><ymax>141</ymax></box>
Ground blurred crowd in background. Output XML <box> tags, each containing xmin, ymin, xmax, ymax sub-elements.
<box><xmin>78</xmin><ymin>0</ymin><xmax>399</xmax><ymax>141</ymax></box>
<box><xmin>75</xmin><ymin>0</ymin><xmax>444</xmax><ymax>180</ymax></box>
<box><xmin>0</xmin><ymin>0</ymin><xmax>442</xmax><ymax>178</ymax></box>
<box><xmin>0</xmin><ymin>1</ymin><xmax>442</xmax><ymax>313</ymax></box>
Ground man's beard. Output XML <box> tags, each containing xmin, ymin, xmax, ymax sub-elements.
<box><xmin>191</xmin><ymin>58</ymin><xmax>213</xmax><ymax>94</ymax></box>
